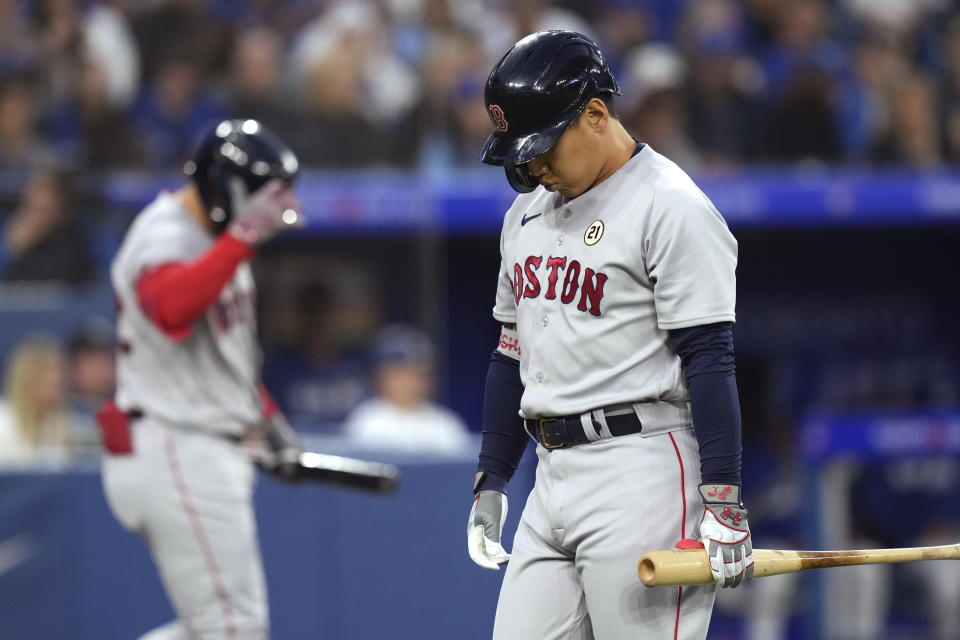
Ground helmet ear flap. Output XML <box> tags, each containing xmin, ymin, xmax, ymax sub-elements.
<box><xmin>197</xmin><ymin>161</ymin><xmax>233</xmax><ymax>231</ymax></box>
<box><xmin>505</xmin><ymin>164</ymin><xmax>538</xmax><ymax>194</ymax></box>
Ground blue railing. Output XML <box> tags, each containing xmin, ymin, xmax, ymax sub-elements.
<box><xmin>96</xmin><ymin>168</ymin><xmax>960</xmax><ymax>232</ymax></box>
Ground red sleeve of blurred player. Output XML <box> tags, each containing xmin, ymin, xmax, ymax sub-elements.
<box><xmin>136</xmin><ymin>234</ymin><xmax>254</xmax><ymax>341</ymax></box>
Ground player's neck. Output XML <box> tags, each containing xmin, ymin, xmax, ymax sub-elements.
<box><xmin>178</xmin><ymin>186</ymin><xmax>216</xmax><ymax>235</ymax></box>
<box><xmin>588</xmin><ymin>121</ymin><xmax>637</xmax><ymax>192</ymax></box>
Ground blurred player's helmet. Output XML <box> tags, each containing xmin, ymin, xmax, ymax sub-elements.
<box><xmin>480</xmin><ymin>31</ymin><xmax>621</xmax><ymax>193</ymax></box>
<box><xmin>184</xmin><ymin>119</ymin><xmax>300</xmax><ymax>231</ymax></box>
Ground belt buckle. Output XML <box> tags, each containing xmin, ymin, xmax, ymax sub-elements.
<box><xmin>538</xmin><ymin>417</ymin><xmax>564</xmax><ymax>449</ymax></box>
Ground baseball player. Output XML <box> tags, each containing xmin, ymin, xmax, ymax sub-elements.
<box><xmin>466</xmin><ymin>31</ymin><xmax>752</xmax><ymax>639</ymax></box>
<box><xmin>99</xmin><ymin>119</ymin><xmax>305</xmax><ymax>640</ymax></box>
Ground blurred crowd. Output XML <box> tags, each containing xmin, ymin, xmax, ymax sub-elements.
<box><xmin>3</xmin><ymin>0</ymin><xmax>960</xmax><ymax>286</ymax></box>
<box><xmin>0</xmin><ymin>323</ymin><xmax>113</xmax><ymax>464</ymax></box>
<box><xmin>0</xmin><ymin>0</ymin><xmax>959</xmax><ymax>176</ymax></box>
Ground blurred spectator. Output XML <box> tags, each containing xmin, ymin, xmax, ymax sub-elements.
<box><xmin>262</xmin><ymin>275</ymin><xmax>379</xmax><ymax>431</ymax></box>
<box><xmin>0</xmin><ymin>0</ymin><xmax>958</xmax><ymax>171</ymax></box>
<box><xmin>677</xmin><ymin>0</ymin><xmax>763</xmax><ymax>168</ymax></box>
<box><xmin>1</xmin><ymin>167</ymin><xmax>96</xmax><ymax>284</ymax></box>
<box><xmin>224</xmin><ymin>26</ymin><xmax>305</xmax><ymax>151</ymax></box>
<box><xmin>30</xmin><ymin>0</ymin><xmax>85</xmax><ymax>106</ymax></box>
<box><xmin>0</xmin><ymin>337</ymin><xmax>73</xmax><ymax>464</ymax></box>
<box><xmin>595</xmin><ymin>0</ymin><xmax>655</xmax><ymax>74</ymax></box>
<box><xmin>130</xmin><ymin>51</ymin><xmax>224</xmax><ymax>167</ymax></box>
<box><xmin>418</xmin><ymin>30</ymin><xmax>491</xmax><ymax>168</ymax></box>
<box><xmin>83</xmin><ymin>0</ymin><xmax>141</xmax><ymax>109</ymax></box>
<box><xmin>496</xmin><ymin>0</ymin><xmax>596</xmax><ymax>59</ymax></box>
<box><xmin>132</xmin><ymin>0</ymin><xmax>232</xmax><ymax>82</ymax></box>
<box><xmin>344</xmin><ymin>324</ymin><xmax>471</xmax><ymax>456</ymax></box>
<box><xmin>0</xmin><ymin>0</ymin><xmax>37</xmax><ymax>73</ymax></box>
<box><xmin>223</xmin><ymin>0</ymin><xmax>318</xmax><ymax>40</ymax></box>
<box><xmin>941</xmin><ymin>15</ymin><xmax>960</xmax><ymax>163</ymax></box>
<box><xmin>821</xmin><ymin>457</ymin><xmax>960</xmax><ymax>639</ymax></box>
<box><xmin>290</xmin><ymin>1</ymin><xmax>420</xmax><ymax>166</ymax></box>
<box><xmin>45</xmin><ymin>61</ymin><xmax>144</xmax><ymax>168</ymax></box>
<box><xmin>756</xmin><ymin>0</ymin><xmax>845</xmax><ymax>163</ymax></box>
<box><xmin>65</xmin><ymin>322</ymin><xmax>115</xmax><ymax>455</ymax></box>
<box><xmin>0</xmin><ymin>77</ymin><xmax>53</xmax><ymax>170</ymax></box>
<box><xmin>835</xmin><ymin>28</ymin><xmax>909</xmax><ymax>163</ymax></box>
<box><xmin>874</xmin><ymin>73</ymin><xmax>942</xmax><ymax>167</ymax></box>
<box><xmin>621</xmin><ymin>44</ymin><xmax>700</xmax><ymax>169</ymax></box>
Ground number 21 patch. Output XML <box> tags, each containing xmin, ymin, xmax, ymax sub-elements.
<box><xmin>584</xmin><ymin>219</ymin><xmax>604</xmax><ymax>245</ymax></box>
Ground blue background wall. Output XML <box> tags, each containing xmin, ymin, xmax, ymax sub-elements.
<box><xmin>0</xmin><ymin>453</ymin><xmax>535</xmax><ymax>639</ymax></box>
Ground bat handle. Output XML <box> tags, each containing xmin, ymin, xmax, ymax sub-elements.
<box><xmin>638</xmin><ymin>549</ymin><xmax>715</xmax><ymax>587</ymax></box>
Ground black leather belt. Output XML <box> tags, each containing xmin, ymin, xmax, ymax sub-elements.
<box><xmin>524</xmin><ymin>410</ymin><xmax>643</xmax><ymax>449</ymax></box>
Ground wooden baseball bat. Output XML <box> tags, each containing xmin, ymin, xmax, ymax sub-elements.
<box><xmin>638</xmin><ymin>543</ymin><xmax>960</xmax><ymax>587</ymax></box>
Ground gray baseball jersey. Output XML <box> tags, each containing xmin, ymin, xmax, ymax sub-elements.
<box><xmin>493</xmin><ymin>145</ymin><xmax>737</xmax><ymax>419</ymax></box>
<box><xmin>111</xmin><ymin>192</ymin><xmax>263</xmax><ymax>436</ymax></box>
<box><xmin>490</xmin><ymin>144</ymin><xmax>736</xmax><ymax>639</ymax></box>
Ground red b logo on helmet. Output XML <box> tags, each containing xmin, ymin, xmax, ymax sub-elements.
<box><xmin>489</xmin><ymin>105</ymin><xmax>508</xmax><ymax>132</ymax></box>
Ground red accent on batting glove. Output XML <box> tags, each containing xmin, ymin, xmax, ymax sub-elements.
<box><xmin>675</xmin><ymin>539</ymin><xmax>705</xmax><ymax>550</ymax></box>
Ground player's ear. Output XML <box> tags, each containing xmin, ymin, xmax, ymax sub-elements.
<box><xmin>582</xmin><ymin>97</ymin><xmax>608</xmax><ymax>134</ymax></box>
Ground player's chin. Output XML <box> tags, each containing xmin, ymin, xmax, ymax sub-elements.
<box><xmin>558</xmin><ymin>185</ymin><xmax>585</xmax><ymax>198</ymax></box>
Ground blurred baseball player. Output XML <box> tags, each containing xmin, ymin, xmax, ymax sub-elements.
<box><xmin>467</xmin><ymin>31</ymin><xmax>751</xmax><ymax>639</ymax></box>
<box><xmin>99</xmin><ymin>119</ymin><xmax>304</xmax><ymax>640</ymax></box>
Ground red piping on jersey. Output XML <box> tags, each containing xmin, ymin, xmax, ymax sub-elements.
<box><xmin>136</xmin><ymin>233</ymin><xmax>254</xmax><ymax>341</ymax></box>
<box><xmin>669</xmin><ymin>432</ymin><xmax>686</xmax><ymax>640</ymax></box>
<box><xmin>165</xmin><ymin>431</ymin><xmax>237</xmax><ymax>640</ymax></box>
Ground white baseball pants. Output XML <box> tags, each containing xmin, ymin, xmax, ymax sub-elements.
<box><xmin>493</xmin><ymin>428</ymin><xmax>716</xmax><ymax>639</ymax></box>
<box><xmin>103</xmin><ymin>418</ymin><xmax>267</xmax><ymax>640</ymax></box>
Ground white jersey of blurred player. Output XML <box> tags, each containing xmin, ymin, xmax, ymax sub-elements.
<box><xmin>491</xmin><ymin>145</ymin><xmax>737</xmax><ymax>638</ymax></box>
<box><xmin>112</xmin><ymin>192</ymin><xmax>263</xmax><ymax>433</ymax></box>
<box><xmin>104</xmin><ymin>192</ymin><xmax>268</xmax><ymax>640</ymax></box>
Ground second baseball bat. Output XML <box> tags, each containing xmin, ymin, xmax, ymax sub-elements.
<box><xmin>638</xmin><ymin>543</ymin><xmax>960</xmax><ymax>587</ymax></box>
<box><xmin>296</xmin><ymin>452</ymin><xmax>400</xmax><ymax>493</ymax></box>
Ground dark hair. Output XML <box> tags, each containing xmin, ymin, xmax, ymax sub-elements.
<box><xmin>574</xmin><ymin>91</ymin><xmax>618</xmax><ymax>126</ymax></box>
<box><xmin>597</xmin><ymin>91</ymin><xmax>619</xmax><ymax>119</ymax></box>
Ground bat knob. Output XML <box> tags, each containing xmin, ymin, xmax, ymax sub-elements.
<box><xmin>638</xmin><ymin>557</ymin><xmax>658</xmax><ymax>586</ymax></box>
<box><xmin>376</xmin><ymin>465</ymin><xmax>401</xmax><ymax>493</ymax></box>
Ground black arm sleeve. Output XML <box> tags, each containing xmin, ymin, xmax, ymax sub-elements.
<box><xmin>476</xmin><ymin>350</ymin><xmax>527</xmax><ymax>494</ymax></box>
<box><xmin>668</xmin><ymin>322</ymin><xmax>743</xmax><ymax>487</ymax></box>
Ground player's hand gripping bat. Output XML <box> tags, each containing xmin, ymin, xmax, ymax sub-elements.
<box><xmin>638</xmin><ymin>540</ymin><xmax>960</xmax><ymax>587</ymax></box>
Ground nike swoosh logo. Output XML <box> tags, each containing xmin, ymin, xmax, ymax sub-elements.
<box><xmin>521</xmin><ymin>212</ymin><xmax>542</xmax><ymax>226</ymax></box>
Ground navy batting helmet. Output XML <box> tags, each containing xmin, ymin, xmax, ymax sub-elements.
<box><xmin>184</xmin><ymin>119</ymin><xmax>300</xmax><ymax>231</ymax></box>
<box><xmin>480</xmin><ymin>31</ymin><xmax>621</xmax><ymax>193</ymax></box>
